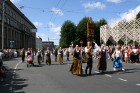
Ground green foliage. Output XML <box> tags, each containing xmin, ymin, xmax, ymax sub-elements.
<box><xmin>59</xmin><ymin>18</ymin><xmax>108</xmax><ymax>47</ymax></box>
<box><xmin>76</xmin><ymin>17</ymin><xmax>89</xmax><ymax>46</ymax></box>
<box><xmin>136</xmin><ymin>11</ymin><xmax>140</xmax><ymax>19</ymax></box>
<box><xmin>59</xmin><ymin>20</ymin><xmax>76</xmax><ymax>48</ymax></box>
<box><xmin>95</xmin><ymin>18</ymin><xmax>107</xmax><ymax>45</ymax></box>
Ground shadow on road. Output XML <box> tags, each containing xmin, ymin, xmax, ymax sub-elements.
<box><xmin>0</xmin><ymin>66</ymin><xmax>28</xmax><ymax>93</ymax></box>
<box><xmin>119</xmin><ymin>68</ymin><xmax>140</xmax><ymax>74</ymax></box>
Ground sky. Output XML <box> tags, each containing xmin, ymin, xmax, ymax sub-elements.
<box><xmin>10</xmin><ymin>0</ymin><xmax>140</xmax><ymax>45</ymax></box>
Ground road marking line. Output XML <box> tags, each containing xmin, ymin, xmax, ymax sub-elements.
<box><xmin>95</xmin><ymin>71</ymin><xmax>100</xmax><ymax>73</ymax></box>
<box><xmin>136</xmin><ymin>84</ymin><xmax>140</xmax><ymax>86</ymax></box>
<box><xmin>105</xmin><ymin>74</ymin><xmax>112</xmax><ymax>77</ymax></box>
<box><xmin>14</xmin><ymin>61</ymin><xmax>22</xmax><ymax>72</ymax></box>
<box><xmin>135</xmin><ymin>63</ymin><xmax>140</xmax><ymax>65</ymax></box>
<box><xmin>118</xmin><ymin>78</ymin><xmax>127</xmax><ymax>82</ymax></box>
<box><xmin>67</xmin><ymin>63</ymin><xmax>70</xmax><ymax>65</ymax></box>
<box><xmin>10</xmin><ymin>61</ymin><xmax>22</xmax><ymax>91</ymax></box>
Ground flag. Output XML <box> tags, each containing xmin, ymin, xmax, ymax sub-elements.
<box><xmin>20</xmin><ymin>6</ymin><xmax>24</xmax><ymax>9</ymax></box>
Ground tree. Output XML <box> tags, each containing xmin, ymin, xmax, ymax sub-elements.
<box><xmin>95</xmin><ymin>18</ymin><xmax>107</xmax><ymax>45</ymax></box>
<box><xmin>76</xmin><ymin>17</ymin><xmax>89</xmax><ymax>46</ymax></box>
<box><xmin>59</xmin><ymin>20</ymin><xmax>76</xmax><ymax>48</ymax></box>
<box><xmin>136</xmin><ymin>11</ymin><xmax>140</xmax><ymax>19</ymax></box>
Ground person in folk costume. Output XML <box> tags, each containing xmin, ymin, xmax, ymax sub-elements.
<box><xmin>45</xmin><ymin>47</ymin><xmax>51</xmax><ymax>65</ymax></box>
<box><xmin>66</xmin><ymin>48</ymin><xmax>70</xmax><ymax>61</ymax></box>
<box><xmin>85</xmin><ymin>41</ymin><xmax>93</xmax><ymax>76</ymax></box>
<box><xmin>26</xmin><ymin>48</ymin><xmax>34</xmax><ymax>66</ymax></box>
<box><xmin>20</xmin><ymin>48</ymin><xmax>25</xmax><ymax>62</ymax></box>
<box><xmin>124</xmin><ymin>46</ymin><xmax>129</xmax><ymax>63</ymax></box>
<box><xmin>80</xmin><ymin>47</ymin><xmax>86</xmax><ymax>63</ymax></box>
<box><xmin>70</xmin><ymin>45</ymin><xmax>83</xmax><ymax>75</ymax></box>
<box><xmin>97</xmin><ymin>45</ymin><xmax>109</xmax><ymax>74</ymax></box>
<box><xmin>113</xmin><ymin>45</ymin><xmax>125</xmax><ymax>71</ymax></box>
<box><xmin>54</xmin><ymin>47</ymin><xmax>58</xmax><ymax>62</ymax></box>
<box><xmin>41</xmin><ymin>47</ymin><xmax>45</xmax><ymax>62</ymax></box>
<box><xmin>37</xmin><ymin>48</ymin><xmax>42</xmax><ymax>65</ymax></box>
<box><xmin>58</xmin><ymin>47</ymin><xmax>63</xmax><ymax>64</ymax></box>
<box><xmin>30</xmin><ymin>48</ymin><xmax>34</xmax><ymax>63</ymax></box>
<box><xmin>132</xmin><ymin>46</ymin><xmax>138</xmax><ymax>63</ymax></box>
<box><xmin>82</xmin><ymin>48</ymin><xmax>86</xmax><ymax>63</ymax></box>
<box><xmin>69</xmin><ymin>45</ymin><xmax>74</xmax><ymax>62</ymax></box>
<box><xmin>69</xmin><ymin>45</ymin><xmax>74</xmax><ymax>55</ymax></box>
<box><xmin>138</xmin><ymin>46</ymin><xmax>140</xmax><ymax>63</ymax></box>
<box><xmin>0</xmin><ymin>49</ymin><xmax>5</xmax><ymax>68</ymax></box>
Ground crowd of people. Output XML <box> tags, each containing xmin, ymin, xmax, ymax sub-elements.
<box><xmin>19</xmin><ymin>42</ymin><xmax>140</xmax><ymax>76</ymax></box>
<box><xmin>0</xmin><ymin>49</ymin><xmax>20</xmax><ymax>59</ymax></box>
<box><xmin>0</xmin><ymin>42</ymin><xmax>140</xmax><ymax>78</ymax></box>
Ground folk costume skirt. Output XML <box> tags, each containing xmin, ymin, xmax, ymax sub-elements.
<box><xmin>37</xmin><ymin>55</ymin><xmax>42</xmax><ymax>64</ymax></box>
<box><xmin>70</xmin><ymin>58</ymin><xmax>83</xmax><ymax>75</ymax></box>
<box><xmin>97</xmin><ymin>57</ymin><xmax>107</xmax><ymax>71</ymax></box>
<box><xmin>59</xmin><ymin>55</ymin><xmax>63</xmax><ymax>64</ymax></box>
<box><xmin>113</xmin><ymin>57</ymin><xmax>123</xmax><ymax>69</ymax></box>
<box><xmin>46</xmin><ymin>55</ymin><xmax>51</xmax><ymax>65</ymax></box>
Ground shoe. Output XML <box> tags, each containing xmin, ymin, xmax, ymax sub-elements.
<box><xmin>88</xmin><ymin>73</ymin><xmax>91</xmax><ymax>76</ymax></box>
<box><xmin>122</xmin><ymin>68</ymin><xmax>125</xmax><ymax>71</ymax></box>
<box><xmin>113</xmin><ymin>68</ymin><xmax>117</xmax><ymax>71</ymax></box>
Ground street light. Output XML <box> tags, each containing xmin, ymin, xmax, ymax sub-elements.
<box><xmin>2</xmin><ymin>0</ymin><xmax>7</xmax><ymax>49</ymax></box>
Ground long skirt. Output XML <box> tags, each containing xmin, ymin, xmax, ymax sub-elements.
<box><xmin>70</xmin><ymin>58</ymin><xmax>83</xmax><ymax>75</ymax></box>
<box><xmin>97</xmin><ymin>58</ymin><xmax>107</xmax><ymax>71</ymax></box>
<box><xmin>58</xmin><ymin>55</ymin><xmax>63</xmax><ymax>64</ymax></box>
<box><xmin>113</xmin><ymin>57</ymin><xmax>123</xmax><ymax>69</ymax></box>
<box><xmin>46</xmin><ymin>56</ymin><xmax>51</xmax><ymax>65</ymax></box>
<box><xmin>37</xmin><ymin>55</ymin><xmax>42</xmax><ymax>65</ymax></box>
<box><xmin>21</xmin><ymin>55</ymin><xmax>25</xmax><ymax>62</ymax></box>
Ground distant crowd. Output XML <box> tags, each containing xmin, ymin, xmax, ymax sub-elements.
<box><xmin>0</xmin><ymin>43</ymin><xmax>140</xmax><ymax>76</ymax></box>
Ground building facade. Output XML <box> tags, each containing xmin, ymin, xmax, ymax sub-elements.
<box><xmin>0</xmin><ymin>0</ymin><xmax>36</xmax><ymax>49</ymax></box>
<box><xmin>100</xmin><ymin>18</ymin><xmax>140</xmax><ymax>45</ymax></box>
<box><xmin>36</xmin><ymin>37</ymin><xmax>42</xmax><ymax>50</ymax></box>
<box><xmin>42</xmin><ymin>41</ymin><xmax>54</xmax><ymax>52</ymax></box>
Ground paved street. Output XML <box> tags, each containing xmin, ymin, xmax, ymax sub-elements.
<box><xmin>0</xmin><ymin>55</ymin><xmax>140</xmax><ymax>93</ymax></box>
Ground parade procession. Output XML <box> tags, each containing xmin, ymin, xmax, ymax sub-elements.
<box><xmin>1</xmin><ymin>0</ymin><xmax>140</xmax><ymax>93</ymax></box>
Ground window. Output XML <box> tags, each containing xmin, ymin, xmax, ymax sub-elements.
<box><xmin>10</xmin><ymin>11</ymin><xmax>12</xmax><ymax>16</ymax></box>
<box><xmin>7</xmin><ymin>18</ymin><xmax>10</xmax><ymax>24</ymax></box>
<box><xmin>10</xmin><ymin>20</ymin><xmax>13</xmax><ymax>26</ymax></box>
<box><xmin>10</xmin><ymin>11</ymin><xmax>13</xmax><ymax>17</ymax></box>
<box><xmin>8</xmin><ymin>9</ymin><xmax>10</xmax><ymax>15</ymax></box>
<box><xmin>0</xmin><ymin>4</ymin><xmax>1</xmax><ymax>8</ymax></box>
<box><xmin>4</xmin><ymin>5</ymin><xmax>6</xmax><ymax>12</ymax></box>
<box><xmin>0</xmin><ymin>13</ymin><xmax>2</xmax><ymax>20</ymax></box>
<box><xmin>14</xmin><ymin>21</ymin><xmax>16</xmax><ymax>28</ymax></box>
<box><xmin>13</xmin><ymin>14</ymin><xmax>16</xmax><ymax>19</ymax></box>
<box><xmin>4</xmin><ymin>16</ymin><xmax>7</xmax><ymax>23</ymax></box>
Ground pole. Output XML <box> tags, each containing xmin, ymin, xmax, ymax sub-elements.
<box><xmin>2</xmin><ymin>0</ymin><xmax>6</xmax><ymax>49</ymax></box>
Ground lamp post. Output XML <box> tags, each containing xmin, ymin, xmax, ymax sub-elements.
<box><xmin>2</xmin><ymin>0</ymin><xmax>7</xmax><ymax>49</ymax></box>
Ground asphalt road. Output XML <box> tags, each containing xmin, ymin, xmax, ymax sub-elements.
<box><xmin>0</xmin><ymin>55</ymin><xmax>140</xmax><ymax>93</ymax></box>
